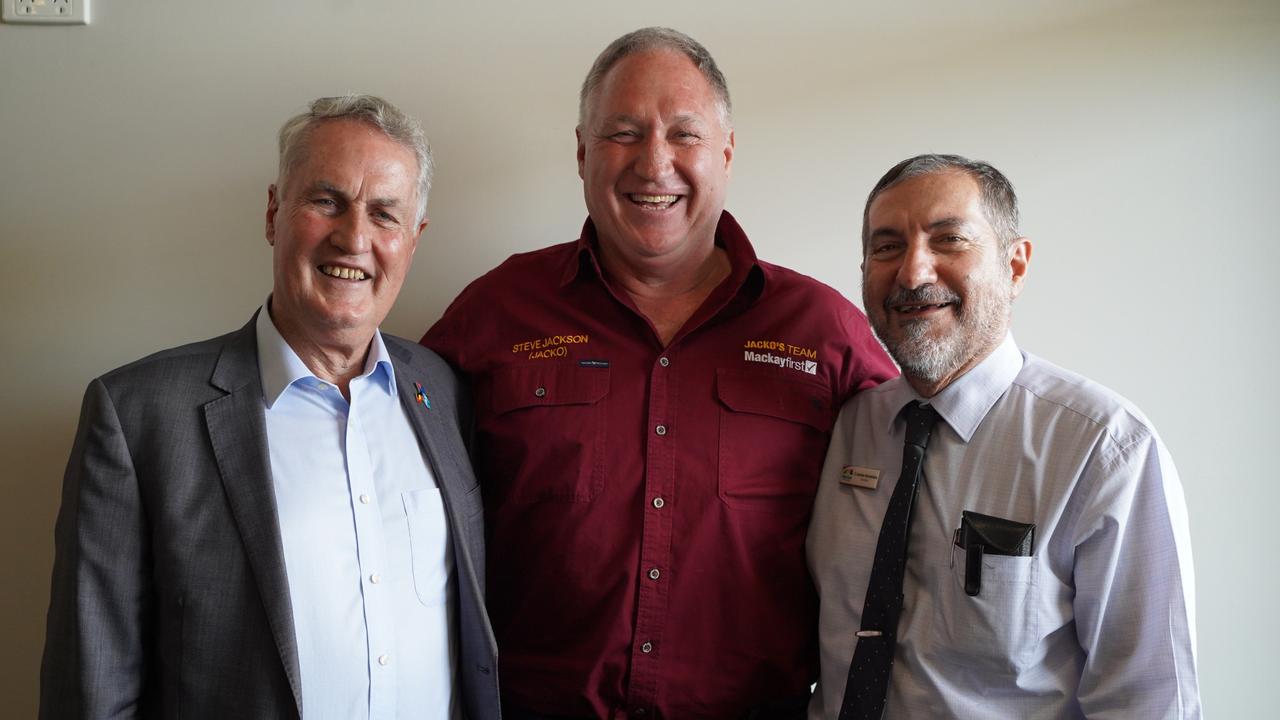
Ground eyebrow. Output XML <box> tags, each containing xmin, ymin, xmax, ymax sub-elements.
<box><xmin>868</xmin><ymin>227</ymin><xmax>904</xmax><ymax>241</ymax></box>
<box><xmin>597</xmin><ymin>112</ymin><xmax>709</xmax><ymax>127</ymax></box>
<box><xmin>310</xmin><ymin>181</ymin><xmax>403</xmax><ymax>209</ymax></box>
<box><xmin>870</xmin><ymin>216</ymin><xmax>976</xmax><ymax>239</ymax></box>
<box><xmin>925</xmin><ymin>217</ymin><xmax>970</xmax><ymax>232</ymax></box>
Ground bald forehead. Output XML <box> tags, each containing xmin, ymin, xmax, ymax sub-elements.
<box><xmin>583</xmin><ymin>49</ymin><xmax>730</xmax><ymax>129</ymax></box>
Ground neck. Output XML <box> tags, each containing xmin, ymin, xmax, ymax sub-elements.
<box><xmin>903</xmin><ymin>338</ymin><xmax>1005</xmax><ymax>399</ymax></box>
<box><xmin>596</xmin><ymin>235</ymin><xmax>731</xmax><ymax>346</ymax></box>
<box><xmin>270</xmin><ymin>310</ymin><xmax>373</xmax><ymax>401</ymax></box>
<box><xmin>597</xmin><ymin>236</ymin><xmax>728</xmax><ymax>302</ymax></box>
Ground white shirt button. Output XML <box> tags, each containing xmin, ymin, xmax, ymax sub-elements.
<box><xmin>649</xmin><ymin>568</ymin><xmax>660</xmax><ymax>580</ymax></box>
<box><xmin>659</xmin><ymin>357</ymin><xmax>670</xmax><ymax>367</ymax></box>
<box><xmin>655</xmin><ymin>424</ymin><xmax>667</xmax><ymax>436</ymax></box>
<box><xmin>370</xmin><ymin>573</ymin><xmax>381</xmax><ymax>584</ymax></box>
<box><xmin>535</xmin><ymin>387</ymin><xmax>547</xmax><ymax>398</ymax></box>
<box><xmin>359</xmin><ymin>494</ymin><xmax>370</xmax><ymax>504</ymax></box>
<box><xmin>652</xmin><ymin>497</ymin><xmax>664</xmax><ymax>509</ymax></box>
<box><xmin>378</xmin><ymin>654</ymin><xmax>390</xmax><ymax>666</ymax></box>
<box><xmin>641</xmin><ymin>641</ymin><xmax>653</xmax><ymax>654</ymax></box>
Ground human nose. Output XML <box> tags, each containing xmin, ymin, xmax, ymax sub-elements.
<box><xmin>896</xmin><ymin>241</ymin><xmax>937</xmax><ymax>289</ymax></box>
<box><xmin>633</xmin><ymin>135</ymin><xmax>675</xmax><ymax>181</ymax></box>
<box><xmin>330</xmin><ymin>210</ymin><xmax>372</xmax><ymax>255</ymax></box>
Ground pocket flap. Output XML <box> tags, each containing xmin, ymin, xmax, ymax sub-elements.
<box><xmin>715</xmin><ymin>369</ymin><xmax>833</xmax><ymax>432</ymax></box>
<box><xmin>955</xmin><ymin>510</ymin><xmax>1035</xmax><ymax>556</ymax></box>
<box><xmin>491</xmin><ymin>362</ymin><xmax>610</xmax><ymax>415</ymax></box>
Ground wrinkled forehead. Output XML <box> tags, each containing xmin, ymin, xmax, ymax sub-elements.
<box><xmin>284</xmin><ymin>120</ymin><xmax>418</xmax><ymax>190</ymax></box>
<box><xmin>870</xmin><ymin>171</ymin><xmax>986</xmax><ymax>227</ymax></box>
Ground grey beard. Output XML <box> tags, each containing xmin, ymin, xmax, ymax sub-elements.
<box><xmin>874</xmin><ymin>281</ymin><xmax>1011</xmax><ymax>387</ymax></box>
<box><xmin>885</xmin><ymin>318</ymin><xmax>966</xmax><ymax>384</ymax></box>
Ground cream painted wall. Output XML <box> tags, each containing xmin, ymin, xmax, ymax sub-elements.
<box><xmin>3</xmin><ymin>0</ymin><xmax>1276</xmax><ymax>715</ymax></box>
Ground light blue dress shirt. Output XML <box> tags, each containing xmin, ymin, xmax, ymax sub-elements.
<box><xmin>256</xmin><ymin>306</ymin><xmax>458</xmax><ymax>720</ymax></box>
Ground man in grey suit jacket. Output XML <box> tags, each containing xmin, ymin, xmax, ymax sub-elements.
<box><xmin>40</xmin><ymin>95</ymin><xmax>500</xmax><ymax>719</ymax></box>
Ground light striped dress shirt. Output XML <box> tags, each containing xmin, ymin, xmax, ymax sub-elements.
<box><xmin>808</xmin><ymin>334</ymin><xmax>1199</xmax><ymax>719</ymax></box>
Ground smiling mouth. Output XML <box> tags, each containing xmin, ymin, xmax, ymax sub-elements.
<box><xmin>627</xmin><ymin>193</ymin><xmax>681</xmax><ymax>210</ymax></box>
<box><xmin>319</xmin><ymin>265</ymin><xmax>368</xmax><ymax>281</ymax></box>
<box><xmin>893</xmin><ymin>302</ymin><xmax>954</xmax><ymax>315</ymax></box>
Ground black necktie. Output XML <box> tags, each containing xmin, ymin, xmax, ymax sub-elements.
<box><xmin>838</xmin><ymin>401</ymin><xmax>941</xmax><ymax>720</ymax></box>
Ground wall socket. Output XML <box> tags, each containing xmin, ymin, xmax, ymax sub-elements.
<box><xmin>2</xmin><ymin>0</ymin><xmax>90</xmax><ymax>25</ymax></box>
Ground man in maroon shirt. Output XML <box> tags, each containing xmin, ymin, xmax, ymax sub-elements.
<box><xmin>422</xmin><ymin>27</ymin><xmax>897</xmax><ymax>719</ymax></box>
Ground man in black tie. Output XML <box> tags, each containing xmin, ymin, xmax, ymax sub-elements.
<box><xmin>806</xmin><ymin>154</ymin><xmax>1200</xmax><ymax>718</ymax></box>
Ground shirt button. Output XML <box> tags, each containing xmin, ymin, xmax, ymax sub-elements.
<box><xmin>641</xmin><ymin>641</ymin><xmax>653</xmax><ymax>654</ymax></box>
<box><xmin>535</xmin><ymin>387</ymin><xmax>547</xmax><ymax>398</ymax></box>
<box><xmin>359</xmin><ymin>494</ymin><xmax>370</xmax><ymax>505</ymax></box>
<box><xmin>652</xmin><ymin>497</ymin><xmax>664</xmax><ymax>509</ymax></box>
<box><xmin>655</xmin><ymin>424</ymin><xmax>667</xmax><ymax>436</ymax></box>
<box><xmin>648</xmin><ymin>568</ymin><xmax>660</xmax><ymax>580</ymax></box>
<box><xmin>378</xmin><ymin>654</ymin><xmax>390</xmax><ymax>666</ymax></box>
<box><xmin>658</xmin><ymin>357</ymin><xmax>670</xmax><ymax>367</ymax></box>
<box><xmin>370</xmin><ymin>573</ymin><xmax>381</xmax><ymax>584</ymax></box>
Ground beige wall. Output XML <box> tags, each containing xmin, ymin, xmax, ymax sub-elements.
<box><xmin>3</xmin><ymin>0</ymin><xmax>1276</xmax><ymax>715</ymax></box>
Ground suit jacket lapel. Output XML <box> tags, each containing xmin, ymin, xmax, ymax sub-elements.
<box><xmin>204</xmin><ymin>316</ymin><xmax>304</xmax><ymax>715</ymax></box>
<box><xmin>387</xmin><ymin>344</ymin><xmax>487</xmax><ymax>603</ymax></box>
<box><xmin>388</xmin><ymin>343</ymin><xmax>472</xmax><ymax>499</ymax></box>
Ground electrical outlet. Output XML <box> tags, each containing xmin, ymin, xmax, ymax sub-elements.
<box><xmin>2</xmin><ymin>0</ymin><xmax>90</xmax><ymax>25</ymax></box>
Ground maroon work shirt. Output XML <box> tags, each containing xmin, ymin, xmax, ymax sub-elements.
<box><xmin>422</xmin><ymin>212</ymin><xmax>896</xmax><ymax>719</ymax></box>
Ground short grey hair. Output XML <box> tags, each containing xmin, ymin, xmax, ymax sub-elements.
<box><xmin>277</xmin><ymin>94</ymin><xmax>434</xmax><ymax>224</ymax></box>
<box><xmin>862</xmin><ymin>154</ymin><xmax>1020</xmax><ymax>254</ymax></box>
<box><xmin>578</xmin><ymin>27</ymin><xmax>732</xmax><ymax>129</ymax></box>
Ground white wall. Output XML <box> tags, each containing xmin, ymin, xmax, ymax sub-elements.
<box><xmin>3</xmin><ymin>0</ymin><xmax>1275</xmax><ymax>715</ymax></box>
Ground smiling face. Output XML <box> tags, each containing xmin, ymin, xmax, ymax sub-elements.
<box><xmin>266</xmin><ymin>118</ymin><xmax>426</xmax><ymax>353</ymax></box>
<box><xmin>576</xmin><ymin>49</ymin><xmax>734</xmax><ymax>272</ymax></box>
<box><xmin>862</xmin><ymin>170</ymin><xmax>1030</xmax><ymax>395</ymax></box>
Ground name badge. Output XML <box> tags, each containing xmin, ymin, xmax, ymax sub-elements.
<box><xmin>840</xmin><ymin>465</ymin><xmax>880</xmax><ymax>490</ymax></box>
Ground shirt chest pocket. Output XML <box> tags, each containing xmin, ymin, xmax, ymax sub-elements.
<box><xmin>715</xmin><ymin>369</ymin><xmax>834</xmax><ymax>512</ymax></box>
<box><xmin>926</xmin><ymin>555</ymin><xmax>1040</xmax><ymax>675</ymax></box>
<box><xmin>402</xmin><ymin>488</ymin><xmax>455</xmax><ymax>608</ymax></box>
<box><xmin>481</xmin><ymin>362</ymin><xmax>610</xmax><ymax>503</ymax></box>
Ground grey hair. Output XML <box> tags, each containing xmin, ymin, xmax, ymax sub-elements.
<box><xmin>861</xmin><ymin>154</ymin><xmax>1020</xmax><ymax>253</ymax></box>
<box><xmin>578</xmin><ymin>26</ymin><xmax>732</xmax><ymax>129</ymax></box>
<box><xmin>277</xmin><ymin>94</ymin><xmax>434</xmax><ymax>225</ymax></box>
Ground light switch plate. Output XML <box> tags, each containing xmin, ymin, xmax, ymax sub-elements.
<box><xmin>2</xmin><ymin>0</ymin><xmax>91</xmax><ymax>25</ymax></box>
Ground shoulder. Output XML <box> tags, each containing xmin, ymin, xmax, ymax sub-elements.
<box><xmin>753</xmin><ymin>259</ymin><xmax>875</xmax><ymax>334</ymax></box>
<box><xmin>838</xmin><ymin>374</ymin><xmax>906</xmax><ymax>417</ymax></box>
<box><xmin>1011</xmin><ymin>351</ymin><xmax>1159</xmax><ymax>451</ymax></box>
<box><xmin>79</xmin><ymin>322</ymin><xmax>255</xmax><ymax>429</ymax></box>
<box><xmin>756</xmin><ymin>259</ymin><xmax>855</xmax><ymax>308</ymax></box>
<box><xmin>97</xmin><ymin>325</ymin><xmax>246</xmax><ymax>391</ymax></box>
<box><xmin>452</xmin><ymin>241</ymin><xmax>578</xmax><ymax>298</ymax></box>
<box><xmin>384</xmin><ymin>333</ymin><xmax>458</xmax><ymax>380</ymax></box>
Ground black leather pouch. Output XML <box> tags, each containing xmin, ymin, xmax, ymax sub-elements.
<box><xmin>952</xmin><ymin>511</ymin><xmax>1035</xmax><ymax>596</ymax></box>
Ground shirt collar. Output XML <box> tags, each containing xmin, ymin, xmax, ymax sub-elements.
<box><xmin>882</xmin><ymin>333</ymin><xmax>1023</xmax><ymax>443</ymax></box>
<box><xmin>255</xmin><ymin>300</ymin><xmax>397</xmax><ymax>408</ymax></box>
<box><xmin>559</xmin><ymin>209</ymin><xmax>763</xmax><ymax>294</ymax></box>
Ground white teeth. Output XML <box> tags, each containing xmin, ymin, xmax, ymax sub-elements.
<box><xmin>631</xmin><ymin>194</ymin><xmax>678</xmax><ymax>203</ymax></box>
<box><xmin>320</xmin><ymin>265</ymin><xmax>366</xmax><ymax>280</ymax></box>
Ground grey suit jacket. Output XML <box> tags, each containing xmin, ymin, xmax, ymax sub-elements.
<box><xmin>40</xmin><ymin>314</ymin><xmax>500</xmax><ymax>719</ymax></box>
